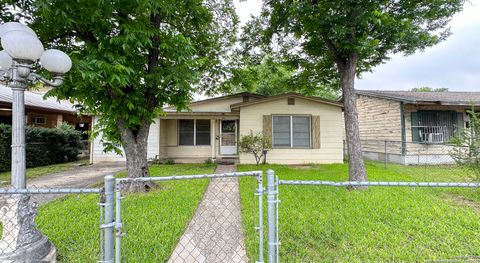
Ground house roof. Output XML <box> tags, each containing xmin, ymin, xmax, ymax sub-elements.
<box><xmin>0</xmin><ymin>84</ymin><xmax>78</xmax><ymax>113</ymax></box>
<box><xmin>230</xmin><ymin>92</ymin><xmax>343</xmax><ymax>109</ymax></box>
<box><xmin>163</xmin><ymin>92</ymin><xmax>265</xmax><ymax>113</ymax></box>
<box><xmin>357</xmin><ymin>90</ymin><xmax>480</xmax><ymax>106</ymax></box>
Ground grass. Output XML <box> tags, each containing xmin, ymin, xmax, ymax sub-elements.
<box><xmin>35</xmin><ymin>163</ymin><xmax>216</xmax><ymax>262</ymax></box>
<box><xmin>0</xmin><ymin>159</ymin><xmax>89</xmax><ymax>185</ymax></box>
<box><xmin>238</xmin><ymin>162</ymin><xmax>480</xmax><ymax>262</ymax></box>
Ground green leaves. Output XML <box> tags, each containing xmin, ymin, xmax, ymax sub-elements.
<box><xmin>2</xmin><ymin>0</ymin><xmax>238</xmax><ymax>147</ymax></box>
<box><xmin>261</xmin><ymin>0</ymin><xmax>463</xmax><ymax>74</ymax></box>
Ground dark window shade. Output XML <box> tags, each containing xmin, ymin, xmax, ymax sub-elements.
<box><xmin>196</xmin><ymin>120</ymin><xmax>211</xmax><ymax>145</ymax></box>
<box><xmin>179</xmin><ymin>120</ymin><xmax>194</xmax><ymax>145</ymax></box>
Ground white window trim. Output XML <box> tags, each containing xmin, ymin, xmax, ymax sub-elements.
<box><xmin>272</xmin><ymin>115</ymin><xmax>312</xmax><ymax>149</ymax></box>
<box><xmin>178</xmin><ymin>119</ymin><xmax>211</xmax><ymax>146</ymax></box>
<box><xmin>33</xmin><ymin>116</ymin><xmax>46</xmax><ymax>125</ymax></box>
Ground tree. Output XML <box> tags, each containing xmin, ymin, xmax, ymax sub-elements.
<box><xmin>238</xmin><ymin>132</ymin><xmax>272</xmax><ymax>165</ymax></box>
<box><xmin>222</xmin><ymin>55</ymin><xmax>340</xmax><ymax>99</ymax></box>
<box><xmin>257</xmin><ymin>0</ymin><xmax>463</xmax><ymax>183</ymax></box>
<box><xmin>220</xmin><ymin>16</ymin><xmax>340</xmax><ymax>99</ymax></box>
<box><xmin>450</xmin><ymin>107</ymin><xmax>480</xmax><ymax>181</ymax></box>
<box><xmin>1</xmin><ymin>0</ymin><xmax>238</xmax><ymax>191</ymax></box>
<box><xmin>411</xmin><ymin>87</ymin><xmax>449</xmax><ymax>92</ymax></box>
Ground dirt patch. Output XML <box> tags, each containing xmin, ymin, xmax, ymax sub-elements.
<box><xmin>290</xmin><ymin>165</ymin><xmax>318</xmax><ymax>169</ymax></box>
<box><xmin>444</xmin><ymin>194</ymin><xmax>480</xmax><ymax>212</ymax></box>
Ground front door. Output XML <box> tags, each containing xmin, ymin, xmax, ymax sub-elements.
<box><xmin>220</xmin><ymin>120</ymin><xmax>237</xmax><ymax>155</ymax></box>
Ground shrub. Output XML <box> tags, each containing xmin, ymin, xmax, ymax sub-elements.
<box><xmin>450</xmin><ymin>107</ymin><xmax>480</xmax><ymax>181</ymax></box>
<box><xmin>0</xmin><ymin>123</ymin><xmax>83</xmax><ymax>172</ymax></box>
<box><xmin>238</xmin><ymin>132</ymin><xmax>272</xmax><ymax>165</ymax></box>
<box><xmin>204</xmin><ymin>158</ymin><xmax>215</xmax><ymax>165</ymax></box>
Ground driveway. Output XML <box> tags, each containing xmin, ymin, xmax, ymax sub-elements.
<box><xmin>27</xmin><ymin>162</ymin><xmax>125</xmax><ymax>189</ymax></box>
<box><xmin>27</xmin><ymin>162</ymin><xmax>125</xmax><ymax>204</ymax></box>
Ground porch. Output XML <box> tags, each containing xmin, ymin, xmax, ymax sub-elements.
<box><xmin>159</xmin><ymin>114</ymin><xmax>240</xmax><ymax>162</ymax></box>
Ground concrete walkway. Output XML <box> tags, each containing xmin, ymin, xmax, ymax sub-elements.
<box><xmin>27</xmin><ymin>162</ymin><xmax>125</xmax><ymax>203</ymax></box>
<box><xmin>168</xmin><ymin>165</ymin><xmax>249</xmax><ymax>263</ymax></box>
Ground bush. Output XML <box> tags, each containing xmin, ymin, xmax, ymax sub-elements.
<box><xmin>450</xmin><ymin>107</ymin><xmax>480</xmax><ymax>181</ymax></box>
<box><xmin>0</xmin><ymin>123</ymin><xmax>83</xmax><ymax>172</ymax></box>
<box><xmin>238</xmin><ymin>132</ymin><xmax>272</xmax><ymax>165</ymax></box>
<box><xmin>204</xmin><ymin>158</ymin><xmax>215</xmax><ymax>165</ymax></box>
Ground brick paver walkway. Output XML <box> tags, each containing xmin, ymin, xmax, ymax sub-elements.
<box><xmin>168</xmin><ymin>164</ymin><xmax>249</xmax><ymax>263</ymax></box>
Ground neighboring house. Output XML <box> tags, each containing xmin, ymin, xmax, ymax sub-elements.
<box><xmin>356</xmin><ymin>90</ymin><xmax>480</xmax><ymax>165</ymax></box>
<box><xmin>0</xmin><ymin>85</ymin><xmax>91</xmax><ymax>137</ymax></box>
<box><xmin>91</xmin><ymin>92</ymin><xmax>345</xmax><ymax>164</ymax></box>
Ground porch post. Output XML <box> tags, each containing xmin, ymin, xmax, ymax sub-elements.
<box><xmin>211</xmin><ymin>119</ymin><xmax>216</xmax><ymax>160</ymax></box>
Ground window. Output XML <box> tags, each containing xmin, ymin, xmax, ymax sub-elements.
<box><xmin>411</xmin><ymin>110</ymin><xmax>462</xmax><ymax>144</ymax></box>
<box><xmin>179</xmin><ymin>120</ymin><xmax>194</xmax><ymax>145</ymax></box>
<box><xmin>196</xmin><ymin>120</ymin><xmax>211</xmax><ymax>145</ymax></box>
<box><xmin>272</xmin><ymin>115</ymin><xmax>311</xmax><ymax>148</ymax></box>
<box><xmin>33</xmin><ymin>116</ymin><xmax>46</xmax><ymax>125</ymax></box>
<box><xmin>178</xmin><ymin>119</ymin><xmax>211</xmax><ymax>146</ymax></box>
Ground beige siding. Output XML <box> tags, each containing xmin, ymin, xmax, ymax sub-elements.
<box><xmin>91</xmin><ymin>116</ymin><xmax>125</xmax><ymax>162</ymax></box>
<box><xmin>91</xmin><ymin>117</ymin><xmax>160</xmax><ymax>163</ymax></box>
<box><xmin>239</xmin><ymin>97</ymin><xmax>343</xmax><ymax>164</ymax></box>
<box><xmin>189</xmin><ymin>97</ymin><xmax>244</xmax><ymax>112</ymax></box>
<box><xmin>356</xmin><ymin>94</ymin><xmax>402</xmax><ymax>141</ymax></box>
<box><xmin>148</xmin><ymin>119</ymin><xmax>160</xmax><ymax>158</ymax></box>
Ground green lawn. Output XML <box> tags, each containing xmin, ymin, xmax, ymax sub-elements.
<box><xmin>0</xmin><ymin>159</ymin><xmax>89</xmax><ymax>185</ymax></box>
<box><xmin>36</xmin><ymin>163</ymin><xmax>216</xmax><ymax>262</ymax></box>
<box><xmin>238</xmin><ymin>162</ymin><xmax>480</xmax><ymax>262</ymax></box>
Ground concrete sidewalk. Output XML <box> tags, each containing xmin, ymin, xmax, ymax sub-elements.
<box><xmin>168</xmin><ymin>165</ymin><xmax>249</xmax><ymax>263</ymax></box>
<box><xmin>27</xmin><ymin>162</ymin><xmax>125</xmax><ymax>203</ymax></box>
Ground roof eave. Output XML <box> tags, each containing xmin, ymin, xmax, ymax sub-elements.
<box><xmin>231</xmin><ymin>93</ymin><xmax>343</xmax><ymax>109</ymax></box>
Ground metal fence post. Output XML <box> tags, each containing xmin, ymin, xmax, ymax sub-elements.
<box><xmin>256</xmin><ymin>171</ymin><xmax>264</xmax><ymax>263</ymax></box>
<box><xmin>104</xmin><ymin>175</ymin><xmax>115</xmax><ymax>262</ymax></box>
<box><xmin>115</xmin><ymin>180</ymin><xmax>122</xmax><ymax>263</ymax></box>
<box><xmin>384</xmin><ymin>140</ymin><xmax>387</xmax><ymax>169</ymax></box>
<box><xmin>267</xmin><ymin>169</ymin><xmax>277</xmax><ymax>262</ymax></box>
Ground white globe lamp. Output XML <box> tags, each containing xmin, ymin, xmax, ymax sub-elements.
<box><xmin>40</xmin><ymin>49</ymin><xmax>72</xmax><ymax>74</ymax></box>
<box><xmin>1</xmin><ymin>30</ymin><xmax>44</xmax><ymax>61</ymax></box>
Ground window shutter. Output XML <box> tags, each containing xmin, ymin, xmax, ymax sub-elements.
<box><xmin>456</xmin><ymin>112</ymin><xmax>464</xmax><ymax>136</ymax></box>
<box><xmin>311</xmin><ymin>115</ymin><xmax>320</xmax><ymax>149</ymax></box>
<box><xmin>263</xmin><ymin>115</ymin><xmax>272</xmax><ymax>144</ymax></box>
<box><xmin>411</xmin><ymin>112</ymin><xmax>420</xmax><ymax>142</ymax></box>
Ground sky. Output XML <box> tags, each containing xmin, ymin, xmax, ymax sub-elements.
<box><xmin>233</xmin><ymin>0</ymin><xmax>480</xmax><ymax>92</ymax></box>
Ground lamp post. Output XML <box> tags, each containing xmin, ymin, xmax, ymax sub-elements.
<box><xmin>0</xmin><ymin>22</ymin><xmax>72</xmax><ymax>262</ymax></box>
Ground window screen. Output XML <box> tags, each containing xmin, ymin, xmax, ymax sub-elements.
<box><xmin>292</xmin><ymin>116</ymin><xmax>310</xmax><ymax>147</ymax></box>
<box><xmin>178</xmin><ymin>120</ymin><xmax>194</xmax><ymax>145</ymax></box>
<box><xmin>272</xmin><ymin>115</ymin><xmax>311</xmax><ymax>148</ymax></box>
<box><xmin>273</xmin><ymin>116</ymin><xmax>291</xmax><ymax>147</ymax></box>
<box><xmin>196</xmin><ymin>120</ymin><xmax>211</xmax><ymax>145</ymax></box>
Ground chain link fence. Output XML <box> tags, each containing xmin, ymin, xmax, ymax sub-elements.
<box><xmin>110</xmin><ymin>171</ymin><xmax>264</xmax><ymax>263</ymax></box>
<box><xmin>343</xmin><ymin>140</ymin><xmax>472</xmax><ymax>180</ymax></box>
<box><xmin>263</xmin><ymin>170</ymin><xmax>480</xmax><ymax>262</ymax></box>
<box><xmin>0</xmin><ymin>186</ymin><xmax>102</xmax><ymax>262</ymax></box>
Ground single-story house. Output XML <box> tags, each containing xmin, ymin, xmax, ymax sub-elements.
<box><xmin>356</xmin><ymin>90</ymin><xmax>480</xmax><ymax>165</ymax></box>
<box><xmin>0</xmin><ymin>84</ymin><xmax>91</xmax><ymax>136</ymax></box>
<box><xmin>91</xmin><ymin>92</ymin><xmax>345</xmax><ymax>164</ymax></box>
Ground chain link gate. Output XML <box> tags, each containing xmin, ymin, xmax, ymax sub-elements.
<box><xmin>103</xmin><ymin>171</ymin><xmax>265</xmax><ymax>263</ymax></box>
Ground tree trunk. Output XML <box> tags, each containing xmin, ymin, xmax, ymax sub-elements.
<box><xmin>338</xmin><ymin>55</ymin><xmax>368</xmax><ymax>184</ymax></box>
<box><xmin>117</xmin><ymin>119</ymin><xmax>155</xmax><ymax>192</ymax></box>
